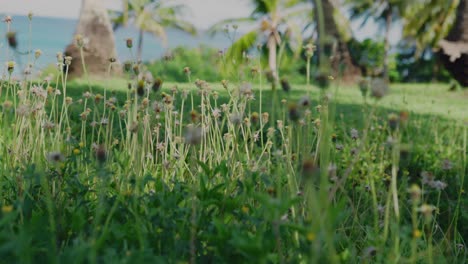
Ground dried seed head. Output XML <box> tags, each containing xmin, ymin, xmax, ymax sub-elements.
<box><xmin>359</xmin><ymin>78</ymin><xmax>369</xmax><ymax>97</ymax></box>
<box><xmin>350</xmin><ymin>128</ymin><xmax>359</xmax><ymax>140</ymax></box>
<box><xmin>94</xmin><ymin>94</ymin><xmax>102</xmax><ymax>104</ymax></box>
<box><xmin>388</xmin><ymin>113</ymin><xmax>399</xmax><ymax>131</ymax></box>
<box><xmin>95</xmin><ymin>145</ymin><xmax>107</xmax><ymax>164</ymax></box>
<box><xmin>190</xmin><ymin>110</ymin><xmax>199</xmax><ymax>123</ymax></box>
<box><xmin>136</xmin><ymin>80</ymin><xmax>146</xmax><ymax>97</ymax></box>
<box><xmin>229</xmin><ymin>114</ymin><xmax>242</xmax><ymax>125</ymax></box>
<box><xmin>408</xmin><ymin>184</ymin><xmax>422</xmax><ymax>203</ymax></box>
<box><xmin>265</xmin><ymin>70</ymin><xmax>275</xmax><ymax>83</ymax></box>
<box><xmin>6</xmin><ymin>61</ymin><xmax>15</xmax><ymax>73</ymax></box>
<box><xmin>418</xmin><ymin>204</ymin><xmax>436</xmax><ymax>216</ymax></box>
<box><xmin>250</xmin><ymin>112</ymin><xmax>259</xmax><ymax>124</ymax></box>
<box><xmin>56</xmin><ymin>52</ymin><xmax>64</xmax><ymax>63</ymax></box>
<box><xmin>3</xmin><ymin>16</ymin><xmax>12</xmax><ymax>23</ymax></box>
<box><xmin>152</xmin><ymin>78</ymin><xmax>163</xmax><ymax>93</ymax></box>
<box><xmin>133</xmin><ymin>64</ymin><xmax>140</xmax><ymax>75</ymax></box>
<box><xmin>129</xmin><ymin>121</ymin><xmax>139</xmax><ymax>133</ymax></box>
<box><xmin>298</xmin><ymin>95</ymin><xmax>311</xmax><ymax>108</ymax></box>
<box><xmin>363</xmin><ymin>246</ymin><xmax>377</xmax><ymax>258</ymax></box>
<box><xmin>280</xmin><ymin>78</ymin><xmax>291</xmax><ymax>92</ymax></box>
<box><xmin>262</xmin><ymin>112</ymin><xmax>269</xmax><ymax>124</ymax></box>
<box><xmin>123</xmin><ymin>61</ymin><xmax>132</xmax><ymax>72</ymax></box>
<box><xmin>370</xmin><ymin>78</ymin><xmax>388</xmax><ymax>99</ymax></box>
<box><xmin>47</xmin><ymin>151</ymin><xmax>64</xmax><ymax>164</ymax></box>
<box><xmin>126</xmin><ymin>38</ymin><xmax>133</xmax><ymax>48</ymax></box>
<box><xmin>34</xmin><ymin>49</ymin><xmax>42</xmax><ymax>60</ymax></box>
<box><xmin>302</xmin><ymin>158</ymin><xmax>319</xmax><ymax>179</ymax></box>
<box><xmin>64</xmin><ymin>56</ymin><xmax>72</xmax><ymax>66</ymax></box>
<box><xmin>239</xmin><ymin>82</ymin><xmax>253</xmax><ymax>96</ymax></box>
<box><xmin>221</xmin><ymin>80</ymin><xmax>229</xmax><ymax>89</ymax></box>
<box><xmin>6</xmin><ymin>31</ymin><xmax>17</xmax><ymax>49</ymax></box>
<box><xmin>288</xmin><ymin>103</ymin><xmax>300</xmax><ymax>122</ymax></box>
<box><xmin>304</xmin><ymin>43</ymin><xmax>316</xmax><ymax>58</ymax></box>
<box><xmin>184</xmin><ymin>125</ymin><xmax>203</xmax><ymax>145</ymax></box>
<box><xmin>75</xmin><ymin>34</ymin><xmax>84</xmax><ymax>47</ymax></box>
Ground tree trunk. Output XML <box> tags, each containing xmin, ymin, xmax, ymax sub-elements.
<box><xmin>439</xmin><ymin>0</ymin><xmax>468</xmax><ymax>87</ymax></box>
<box><xmin>137</xmin><ymin>29</ymin><xmax>144</xmax><ymax>61</ymax></box>
<box><xmin>267</xmin><ymin>33</ymin><xmax>278</xmax><ymax>81</ymax></box>
<box><xmin>383</xmin><ymin>11</ymin><xmax>392</xmax><ymax>81</ymax></box>
<box><xmin>315</xmin><ymin>0</ymin><xmax>361</xmax><ymax>83</ymax></box>
<box><xmin>64</xmin><ymin>0</ymin><xmax>120</xmax><ymax>78</ymax></box>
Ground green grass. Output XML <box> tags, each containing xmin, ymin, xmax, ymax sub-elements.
<box><xmin>0</xmin><ymin>73</ymin><xmax>467</xmax><ymax>263</ymax></box>
<box><xmin>71</xmin><ymin>78</ymin><xmax>468</xmax><ymax>121</ymax></box>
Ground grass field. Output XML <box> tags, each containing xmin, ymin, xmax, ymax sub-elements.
<box><xmin>70</xmin><ymin>78</ymin><xmax>468</xmax><ymax>120</ymax></box>
<box><xmin>0</xmin><ymin>73</ymin><xmax>467</xmax><ymax>263</ymax></box>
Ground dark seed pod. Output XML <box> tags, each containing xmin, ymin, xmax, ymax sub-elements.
<box><xmin>152</xmin><ymin>78</ymin><xmax>163</xmax><ymax>93</ymax></box>
<box><xmin>280</xmin><ymin>78</ymin><xmax>291</xmax><ymax>93</ymax></box>
<box><xmin>136</xmin><ymin>80</ymin><xmax>145</xmax><ymax>97</ymax></box>
<box><xmin>126</xmin><ymin>38</ymin><xmax>133</xmax><ymax>49</ymax></box>
<box><xmin>288</xmin><ymin>103</ymin><xmax>300</xmax><ymax>122</ymax></box>
<box><xmin>6</xmin><ymin>31</ymin><xmax>17</xmax><ymax>49</ymax></box>
<box><xmin>95</xmin><ymin>145</ymin><xmax>107</xmax><ymax>164</ymax></box>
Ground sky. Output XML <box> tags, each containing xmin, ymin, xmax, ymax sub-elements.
<box><xmin>0</xmin><ymin>0</ymin><xmax>252</xmax><ymax>29</ymax></box>
<box><xmin>0</xmin><ymin>0</ymin><xmax>401</xmax><ymax>44</ymax></box>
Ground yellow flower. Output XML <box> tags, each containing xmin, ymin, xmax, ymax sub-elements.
<box><xmin>241</xmin><ymin>206</ymin><xmax>249</xmax><ymax>214</ymax></box>
<box><xmin>2</xmin><ymin>205</ymin><xmax>13</xmax><ymax>213</ymax></box>
<box><xmin>413</xmin><ymin>229</ymin><xmax>422</xmax><ymax>238</ymax></box>
<box><xmin>78</xmin><ymin>142</ymin><xmax>84</xmax><ymax>148</ymax></box>
<box><xmin>73</xmin><ymin>149</ymin><xmax>80</xmax><ymax>155</ymax></box>
<box><xmin>306</xmin><ymin>232</ymin><xmax>316</xmax><ymax>242</ymax></box>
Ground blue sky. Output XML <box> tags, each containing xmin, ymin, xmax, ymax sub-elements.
<box><xmin>2</xmin><ymin>0</ymin><xmax>401</xmax><ymax>44</ymax></box>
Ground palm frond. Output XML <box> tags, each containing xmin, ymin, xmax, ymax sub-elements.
<box><xmin>225</xmin><ymin>30</ymin><xmax>259</xmax><ymax>64</ymax></box>
<box><xmin>208</xmin><ymin>17</ymin><xmax>256</xmax><ymax>36</ymax></box>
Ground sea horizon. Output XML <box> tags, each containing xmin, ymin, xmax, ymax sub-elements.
<box><xmin>0</xmin><ymin>14</ymin><xmax>232</xmax><ymax>74</ymax></box>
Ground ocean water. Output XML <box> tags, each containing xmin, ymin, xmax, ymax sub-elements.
<box><xmin>0</xmin><ymin>15</ymin><xmax>231</xmax><ymax>71</ymax></box>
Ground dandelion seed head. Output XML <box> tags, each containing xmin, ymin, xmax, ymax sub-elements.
<box><xmin>47</xmin><ymin>151</ymin><xmax>64</xmax><ymax>164</ymax></box>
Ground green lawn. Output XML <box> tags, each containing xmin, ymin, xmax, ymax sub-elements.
<box><xmin>70</xmin><ymin>78</ymin><xmax>468</xmax><ymax>121</ymax></box>
<box><xmin>1</xmin><ymin>76</ymin><xmax>466</xmax><ymax>263</ymax></box>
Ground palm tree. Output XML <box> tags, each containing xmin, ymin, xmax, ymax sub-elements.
<box><xmin>64</xmin><ymin>0</ymin><xmax>119</xmax><ymax>77</ymax></box>
<box><xmin>438</xmin><ymin>0</ymin><xmax>468</xmax><ymax>87</ymax></box>
<box><xmin>346</xmin><ymin>0</ymin><xmax>407</xmax><ymax>80</ymax></box>
<box><xmin>111</xmin><ymin>0</ymin><xmax>197</xmax><ymax>60</ymax></box>
<box><xmin>402</xmin><ymin>0</ymin><xmax>468</xmax><ymax>87</ymax></box>
<box><xmin>315</xmin><ymin>0</ymin><xmax>361</xmax><ymax>81</ymax></box>
<box><xmin>403</xmin><ymin>0</ymin><xmax>459</xmax><ymax>55</ymax></box>
<box><xmin>210</xmin><ymin>0</ymin><xmax>311</xmax><ymax>81</ymax></box>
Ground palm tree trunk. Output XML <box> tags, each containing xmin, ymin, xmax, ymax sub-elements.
<box><xmin>137</xmin><ymin>29</ymin><xmax>144</xmax><ymax>61</ymax></box>
<box><xmin>383</xmin><ymin>11</ymin><xmax>392</xmax><ymax>81</ymax></box>
<box><xmin>267</xmin><ymin>34</ymin><xmax>277</xmax><ymax>80</ymax></box>
<box><xmin>316</xmin><ymin>0</ymin><xmax>361</xmax><ymax>82</ymax></box>
<box><xmin>64</xmin><ymin>0</ymin><xmax>120</xmax><ymax>77</ymax></box>
<box><xmin>439</xmin><ymin>0</ymin><xmax>468</xmax><ymax>87</ymax></box>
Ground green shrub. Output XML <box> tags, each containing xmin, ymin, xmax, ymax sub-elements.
<box><xmin>147</xmin><ymin>45</ymin><xmax>224</xmax><ymax>82</ymax></box>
